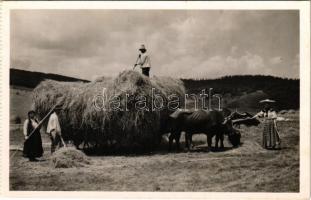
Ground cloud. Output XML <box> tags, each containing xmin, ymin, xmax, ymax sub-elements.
<box><xmin>269</xmin><ymin>56</ymin><xmax>283</xmax><ymax>65</ymax></box>
<box><xmin>11</xmin><ymin>10</ymin><xmax>299</xmax><ymax>80</ymax></box>
<box><xmin>159</xmin><ymin>51</ymin><xmax>267</xmax><ymax>79</ymax></box>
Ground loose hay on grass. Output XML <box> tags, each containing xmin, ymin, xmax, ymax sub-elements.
<box><xmin>51</xmin><ymin>147</ymin><xmax>90</xmax><ymax>168</ymax></box>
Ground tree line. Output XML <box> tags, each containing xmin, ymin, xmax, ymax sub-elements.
<box><xmin>182</xmin><ymin>75</ymin><xmax>299</xmax><ymax>110</ymax></box>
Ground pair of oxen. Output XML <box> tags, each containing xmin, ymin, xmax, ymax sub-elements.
<box><xmin>164</xmin><ymin>108</ymin><xmax>260</xmax><ymax>151</ymax></box>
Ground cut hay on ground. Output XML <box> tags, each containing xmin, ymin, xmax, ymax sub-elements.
<box><xmin>33</xmin><ymin>70</ymin><xmax>185</xmax><ymax>152</ymax></box>
<box><xmin>50</xmin><ymin>147</ymin><xmax>90</xmax><ymax>168</ymax></box>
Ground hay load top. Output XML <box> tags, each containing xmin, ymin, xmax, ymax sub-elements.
<box><xmin>33</xmin><ymin>70</ymin><xmax>185</xmax><ymax>152</ymax></box>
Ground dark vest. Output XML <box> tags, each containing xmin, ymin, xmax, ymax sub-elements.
<box><xmin>27</xmin><ymin>119</ymin><xmax>38</xmax><ymax>136</ymax></box>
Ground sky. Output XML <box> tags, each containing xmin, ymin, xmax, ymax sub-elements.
<box><xmin>11</xmin><ymin>10</ymin><xmax>299</xmax><ymax>80</ymax></box>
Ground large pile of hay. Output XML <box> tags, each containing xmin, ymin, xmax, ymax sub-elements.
<box><xmin>33</xmin><ymin>70</ymin><xmax>185</xmax><ymax>151</ymax></box>
<box><xmin>50</xmin><ymin>147</ymin><xmax>90</xmax><ymax>168</ymax></box>
<box><xmin>33</xmin><ymin>79</ymin><xmax>112</xmax><ymax>147</ymax></box>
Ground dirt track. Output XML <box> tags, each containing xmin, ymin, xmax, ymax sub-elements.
<box><xmin>10</xmin><ymin>112</ymin><xmax>299</xmax><ymax>192</ymax></box>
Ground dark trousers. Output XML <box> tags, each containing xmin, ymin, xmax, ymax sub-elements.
<box><xmin>142</xmin><ymin>67</ymin><xmax>150</xmax><ymax>77</ymax></box>
<box><xmin>50</xmin><ymin>131</ymin><xmax>63</xmax><ymax>153</ymax></box>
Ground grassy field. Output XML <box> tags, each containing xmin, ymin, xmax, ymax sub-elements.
<box><xmin>10</xmin><ymin>86</ymin><xmax>33</xmax><ymax>123</ymax></box>
<box><xmin>10</xmin><ymin>110</ymin><xmax>299</xmax><ymax>192</ymax></box>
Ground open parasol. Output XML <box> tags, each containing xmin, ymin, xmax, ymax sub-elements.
<box><xmin>259</xmin><ymin>99</ymin><xmax>276</xmax><ymax>103</ymax></box>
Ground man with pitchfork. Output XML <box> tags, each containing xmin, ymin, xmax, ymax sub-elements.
<box><xmin>47</xmin><ymin>105</ymin><xmax>64</xmax><ymax>153</ymax></box>
<box><xmin>133</xmin><ymin>44</ymin><xmax>151</xmax><ymax>77</ymax></box>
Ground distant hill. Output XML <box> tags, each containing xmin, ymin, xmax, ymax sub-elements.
<box><xmin>10</xmin><ymin>69</ymin><xmax>299</xmax><ymax>110</ymax></box>
<box><xmin>226</xmin><ymin>90</ymin><xmax>269</xmax><ymax>110</ymax></box>
<box><xmin>182</xmin><ymin>75</ymin><xmax>299</xmax><ymax>110</ymax></box>
<box><xmin>10</xmin><ymin>68</ymin><xmax>90</xmax><ymax>88</ymax></box>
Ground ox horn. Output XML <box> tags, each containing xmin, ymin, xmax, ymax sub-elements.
<box><xmin>223</xmin><ymin>118</ymin><xmax>228</xmax><ymax>125</ymax></box>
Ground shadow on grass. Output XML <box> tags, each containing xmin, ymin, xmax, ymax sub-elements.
<box><xmin>82</xmin><ymin>142</ymin><xmax>183</xmax><ymax>157</ymax></box>
<box><xmin>82</xmin><ymin>140</ymin><xmax>243</xmax><ymax>157</ymax></box>
<box><xmin>189</xmin><ymin>145</ymin><xmax>235</xmax><ymax>153</ymax></box>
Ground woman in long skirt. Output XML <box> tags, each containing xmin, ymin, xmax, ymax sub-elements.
<box><xmin>254</xmin><ymin>99</ymin><xmax>281</xmax><ymax>150</ymax></box>
<box><xmin>23</xmin><ymin>110</ymin><xmax>43</xmax><ymax>161</ymax></box>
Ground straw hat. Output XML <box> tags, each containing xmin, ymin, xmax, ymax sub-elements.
<box><xmin>259</xmin><ymin>99</ymin><xmax>276</xmax><ymax>104</ymax></box>
<box><xmin>139</xmin><ymin>44</ymin><xmax>146</xmax><ymax>51</ymax></box>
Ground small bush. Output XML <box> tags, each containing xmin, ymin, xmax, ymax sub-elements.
<box><xmin>10</xmin><ymin>115</ymin><xmax>22</xmax><ymax>124</ymax></box>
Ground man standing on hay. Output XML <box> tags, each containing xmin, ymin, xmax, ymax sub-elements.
<box><xmin>47</xmin><ymin>105</ymin><xmax>63</xmax><ymax>153</ymax></box>
<box><xmin>134</xmin><ymin>44</ymin><xmax>151</xmax><ymax>77</ymax></box>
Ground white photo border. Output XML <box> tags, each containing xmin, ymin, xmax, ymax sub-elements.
<box><xmin>1</xmin><ymin>1</ymin><xmax>310</xmax><ymax>199</ymax></box>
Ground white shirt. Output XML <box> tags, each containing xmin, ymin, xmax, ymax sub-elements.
<box><xmin>255</xmin><ymin>110</ymin><xmax>277</xmax><ymax>119</ymax></box>
<box><xmin>47</xmin><ymin>112</ymin><xmax>62</xmax><ymax>135</ymax></box>
<box><xmin>137</xmin><ymin>52</ymin><xmax>151</xmax><ymax>68</ymax></box>
<box><xmin>23</xmin><ymin>119</ymin><xmax>39</xmax><ymax>137</ymax></box>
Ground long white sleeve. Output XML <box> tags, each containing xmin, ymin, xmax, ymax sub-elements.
<box><xmin>137</xmin><ymin>53</ymin><xmax>151</xmax><ymax>68</ymax></box>
<box><xmin>268</xmin><ymin>111</ymin><xmax>277</xmax><ymax>119</ymax></box>
<box><xmin>254</xmin><ymin>111</ymin><xmax>264</xmax><ymax>118</ymax></box>
<box><xmin>23</xmin><ymin>119</ymin><xmax>29</xmax><ymax>137</ymax></box>
<box><xmin>47</xmin><ymin>113</ymin><xmax>61</xmax><ymax>134</ymax></box>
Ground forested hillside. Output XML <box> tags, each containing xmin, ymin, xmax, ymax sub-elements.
<box><xmin>10</xmin><ymin>69</ymin><xmax>299</xmax><ymax>110</ymax></box>
<box><xmin>182</xmin><ymin>75</ymin><xmax>299</xmax><ymax>110</ymax></box>
<box><xmin>10</xmin><ymin>68</ymin><xmax>89</xmax><ymax>88</ymax></box>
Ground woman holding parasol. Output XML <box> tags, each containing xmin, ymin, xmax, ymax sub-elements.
<box><xmin>253</xmin><ymin>99</ymin><xmax>281</xmax><ymax>150</ymax></box>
